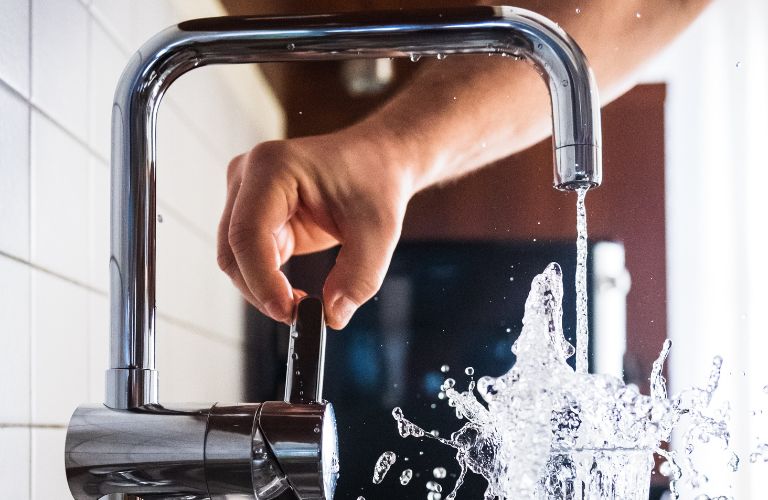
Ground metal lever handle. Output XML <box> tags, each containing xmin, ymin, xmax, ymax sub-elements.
<box><xmin>285</xmin><ymin>297</ymin><xmax>327</xmax><ymax>404</ymax></box>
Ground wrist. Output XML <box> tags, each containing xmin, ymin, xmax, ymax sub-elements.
<box><xmin>338</xmin><ymin>115</ymin><xmax>439</xmax><ymax>195</ymax></box>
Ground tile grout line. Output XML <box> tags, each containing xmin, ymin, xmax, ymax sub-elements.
<box><xmin>0</xmin><ymin>250</ymin><xmax>107</xmax><ymax>297</ymax></box>
<box><xmin>85</xmin><ymin>3</ymin><xmax>94</xmax><ymax>415</ymax></box>
<box><xmin>0</xmin><ymin>77</ymin><xmax>108</xmax><ymax>166</ymax></box>
<box><xmin>0</xmin><ymin>249</ymin><xmax>241</xmax><ymax>346</ymax></box>
<box><xmin>157</xmin><ymin>311</ymin><xmax>246</xmax><ymax>350</ymax></box>
<box><xmin>27</xmin><ymin>0</ymin><xmax>34</xmax><ymax>496</ymax></box>
<box><xmin>0</xmin><ymin>423</ymin><xmax>67</xmax><ymax>430</ymax></box>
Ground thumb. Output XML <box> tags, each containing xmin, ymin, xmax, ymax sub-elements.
<box><xmin>323</xmin><ymin>217</ymin><xmax>401</xmax><ymax>330</ymax></box>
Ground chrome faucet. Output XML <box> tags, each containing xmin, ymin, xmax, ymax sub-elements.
<box><xmin>65</xmin><ymin>6</ymin><xmax>601</xmax><ymax>499</ymax></box>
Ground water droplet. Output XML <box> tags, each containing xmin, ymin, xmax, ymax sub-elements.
<box><xmin>728</xmin><ymin>452</ymin><xmax>740</xmax><ymax>471</ymax></box>
<box><xmin>465</xmin><ymin>367</ymin><xmax>475</xmax><ymax>376</ymax></box>
<box><xmin>635</xmin><ymin>11</ymin><xmax>642</xmax><ymax>18</ymax></box>
<box><xmin>436</xmin><ymin>53</ymin><xmax>447</xmax><ymax>60</ymax></box>
<box><xmin>433</xmin><ymin>467</ymin><xmax>447</xmax><ymax>479</ymax></box>
<box><xmin>562</xmin><ymin>79</ymin><xmax>569</xmax><ymax>87</ymax></box>
<box><xmin>409</xmin><ymin>53</ymin><xmax>421</xmax><ymax>62</ymax></box>
<box><xmin>440</xmin><ymin>364</ymin><xmax>450</xmax><ymax>373</ymax></box>
<box><xmin>430</xmin><ymin>429</ymin><xmax>440</xmax><ymax>437</ymax></box>
<box><xmin>575</xmin><ymin>8</ymin><xmax>581</xmax><ymax>14</ymax></box>
<box><xmin>156</xmin><ymin>214</ymin><xmax>163</xmax><ymax>223</ymax></box>
<box><xmin>427</xmin><ymin>493</ymin><xmax>442</xmax><ymax>500</ymax></box>
<box><xmin>537</xmin><ymin>43</ymin><xmax>543</xmax><ymax>50</ymax></box>
<box><xmin>736</xmin><ymin>61</ymin><xmax>743</xmax><ymax>69</ymax></box>
<box><xmin>291</xmin><ymin>352</ymin><xmax>299</xmax><ymax>360</ymax></box>
<box><xmin>763</xmin><ymin>385</ymin><xmax>768</xmax><ymax>394</ymax></box>
<box><xmin>287</xmin><ymin>43</ymin><xmax>296</xmax><ymax>50</ymax></box>
<box><xmin>372</xmin><ymin>451</ymin><xmax>396</xmax><ymax>484</ymax></box>
<box><xmin>314</xmin><ymin>426</ymin><xmax>321</xmax><ymax>434</ymax></box>
<box><xmin>399</xmin><ymin>468</ymin><xmax>413</xmax><ymax>485</ymax></box>
<box><xmin>295</xmin><ymin>370</ymin><xmax>301</xmax><ymax>376</ymax></box>
<box><xmin>357</xmin><ymin>497</ymin><xmax>365</xmax><ymax>500</ymax></box>
<box><xmin>506</xmin><ymin>327</ymin><xmax>511</xmax><ymax>332</ymax></box>
<box><xmin>426</xmin><ymin>480</ymin><xmax>443</xmax><ymax>492</ymax></box>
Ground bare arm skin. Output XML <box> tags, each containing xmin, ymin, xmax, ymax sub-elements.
<box><xmin>217</xmin><ymin>0</ymin><xmax>711</xmax><ymax>329</ymax></box>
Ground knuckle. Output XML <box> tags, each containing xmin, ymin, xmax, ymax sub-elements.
<box><xmin>349</xmin><ymin>273</ymin><xmax>384</xmax><ymax>304</ymax></box>
<box><xmin>248</xmin><ymin>140</ymin><xmax>287</xmax><ymax>165</ymax></box>
<box><xmin>227</xmin><ymin>222</ymin><xmax>254</xmax><ymax>257</ymax></box>
<box><xmin>216</xmin><ymin>249</ymin><xmax>236</xmax><ymax>275</ymax></box>
<box><xmin>226</xmin><ymin>155</ymin><xmax>244</xmax><ymax>182</ymax></box>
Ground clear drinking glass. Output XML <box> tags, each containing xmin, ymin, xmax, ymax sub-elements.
<box><xmin>536</xmin><ymin>447</ymin><xmax>655</xmax><ymax>500</ymax></box>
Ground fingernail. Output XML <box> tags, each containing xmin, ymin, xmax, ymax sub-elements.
<box><xmin>332</xmin><ymin>296</ymin><xmax>357</xmax><ymax>329</ymax></box>
<box><xmin>264</xmin><ymin>300</ymin><xmax>288</xmax><ymax>323</ymax></box>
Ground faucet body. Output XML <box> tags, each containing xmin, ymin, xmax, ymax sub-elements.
<box><xmin>65</xmin><ymin>6</ymin><xmax>601</xmax><ymax>499</ymax></box>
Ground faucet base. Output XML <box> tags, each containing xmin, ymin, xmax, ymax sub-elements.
<box><xmin>65</xmin><ymin>401</ymin><xmax>336</xmax><ymax>499</ymax></box>
<box><xmin>105</xmin><ymin>368</ymin><xmax>158</xmax><ymax>409</ymax></box>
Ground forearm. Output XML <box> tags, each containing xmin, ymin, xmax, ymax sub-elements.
<box><xmin>348</xmin><ymin>0</ymin><xmax>711</xmax><ymax>191</ymax></box>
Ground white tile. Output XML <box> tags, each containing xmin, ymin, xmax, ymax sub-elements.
<box><xmin>156</xmin><ymin>209</ymin><xmax>243</xmax><ymax>341</ymax></box>
<box><xmin>0</xmin><ymin>0</ymin><xmax>30</xmax><ymax>96</ymax></box>
<box><xmin>0</xmin><ymin>427</ymin><xmax>31</xmax><ymax>498</ymax></box>
<box><xmin>89</xmin><ymin>0</ymin><xmax>133</xmax><ymax>51</ymax></box>
<box><xmin>30</xmin><ymin>112</ymin><xmax>89</xmax><ymax>284</ymax></box>
<box><xmin>0</xmin><ymin>84</ymin><xmax>31</xmax><ymax>259</ymax></box>
<box><xmin>156</xmin><ymin>105</ymin><xmax>227</xmax><ymax>239</ymax></box>
<box><xmin>88</xmin><ymin>159</ymin><xmax>109</xmax><ymax>290</ymax></box>
<box><xmin>31</xmin><ymin>0</ymin><xmax>88</xmax><ymax>140</ymax></box>
<box><xmin>31</xmin><ymin>271</ymin><xmax>88</xmax><ymax>425</ymax></box>
<box><xmin>157</xmin><ymin>320</ymin><xmax>243</xmax><ymax>402</ymax></box>
<box><xmin>87</xmin><ymin>292</ymin><xmax>108</xmax><ymax>402</ymax></box>
<box><xmin>0</xmin><ymin>256</ymin><xmax>31</xmax><ymax>423</ymax></box>
<box><xmin>31</xmin><ymin>427</ymin><xmax>68</xmax><ymax>500</ymax></box>
<box><xmin>88</xmin><ymin>18</ymin><xmax>127</xmax><ymax>159</ymax></box>
<box><xmin>130</xmin><ymin>0</ymin><xmax>177</xmax><ymax>50</ymax></box>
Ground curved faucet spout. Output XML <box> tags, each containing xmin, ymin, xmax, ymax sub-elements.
<box><xmin>106</xmin><ymin>5</ymin><xmax>602</xmax><ymax>409</ymax></box>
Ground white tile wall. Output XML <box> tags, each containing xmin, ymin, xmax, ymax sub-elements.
<box><xmin>30</xmin><ymin>270</ymin><xmax>89</xmax><ymax>425</ymax></box>
<box><xmin>30</xmin><ymin>111</ymin><xmax>90</xmax><ymax>284</ymax></box>
<box><xmin>0</xmin><ymin>255</ymin><xmax>31</xmax><ymax>423</ymax></box>
<box><xmin>30</xmin><ymin>0</ymin><xmax>89</xmax><ymax>140</ymax></box>
<box><xmin>31</xmin><ymin>428</ymin><xmax>68</xmax><ymax>499</ymax></box>
<box><xmin>0</xmin><ymin>0</ymin><xmax>30</xmax><ymax>96</ymax></box>
<box><xmin>0</xmin><ymin>427</ymin><xmax>31</xmax><ymax>498</ymax></box>
<box><xmin>0</xmin><ymin>0</ymin><xmax>284</xmax><ymax>497</ymax></box>
<box><xmin>0</xmin><ymin>84</ymin><xmax>30</xmax><ymax>259</ymax></box>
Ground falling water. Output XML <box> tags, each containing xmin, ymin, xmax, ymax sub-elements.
<box><xmin>575</xmin><ymin>186</ymin><xmax>589</xmax><ymax>374</ymax></box>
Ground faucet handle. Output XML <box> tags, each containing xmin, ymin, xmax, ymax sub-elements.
<box><xmin>285</xmin><ymin>296</ymin><xmax>327</xmax><ymax>404</ymax></box>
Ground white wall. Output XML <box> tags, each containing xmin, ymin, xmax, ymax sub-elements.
<box><xmin>0</xmin><ymin>0</ymin><xmax>284</xmax><ymax>498</ymax></box>
<box><xmin>640</xmin><ymin>0</ymin><xmax>768</xmax><ymax>497</ymax></box>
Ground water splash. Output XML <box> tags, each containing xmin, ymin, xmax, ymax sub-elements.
<box><xmin>372</xmin><ymin>451</ymin><xmax>397</xmax><ymax>484</ymax></box>
<box><xmin>399</xmin><ymin>468</ymin><xmax>413</xmax><ymax>485</ymax></box>
<box><xmin>380</xmin><ymin>264</ymin><xmax>734</xmax><ymax>498</ymax></box>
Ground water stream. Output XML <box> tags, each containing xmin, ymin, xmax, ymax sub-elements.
<box><xmin>575</xmin><ymin>187</ymin><xmax>589</xmax><ymax>374</ymax></box>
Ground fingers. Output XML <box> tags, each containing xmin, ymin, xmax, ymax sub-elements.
<box><xmin>217</xmin><ymin>157</ymin><xmax>262</xmax><ymax>309</ymax></box>
<box><xmin>323</xmin><ymin>215</ymin><xmax>401</xmax><ymax>330</ymax></box>
<box><xmin>227</xmin><ymin>151</ymin><xmax>296</xmax><ymax>324</ymax></box>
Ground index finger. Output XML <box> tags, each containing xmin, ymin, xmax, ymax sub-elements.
<box><xmin>228</xmin><ymin>165</ymin><xmax>297</xmax><ymax>324</ymax></box>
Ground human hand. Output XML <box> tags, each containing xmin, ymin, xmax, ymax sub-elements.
<box><xmin>217</xmin><ymin>125</ymin><xmax>418</xmax><ymax>329</ymax></box>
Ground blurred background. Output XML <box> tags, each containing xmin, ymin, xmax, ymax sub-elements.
<box><xmin>0</xmin><ymin>0</ymin><xmax>766</xmax><ymax>498</ymax></box>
